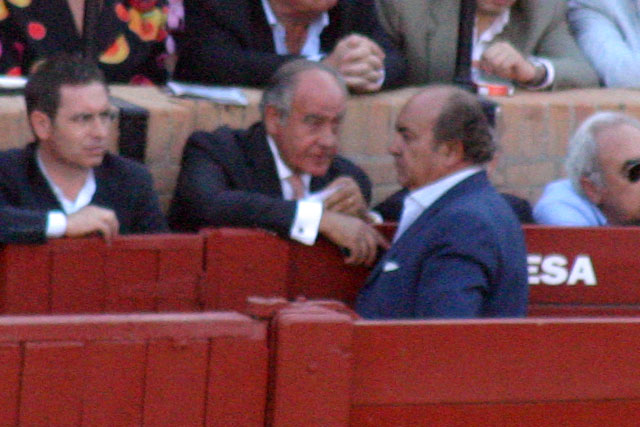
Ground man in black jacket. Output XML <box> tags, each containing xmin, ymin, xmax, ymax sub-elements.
<box><xmin>170</xmin><ymin>60</ymin><xmax>388</xmax><ymax>265</ymax></box>
<box><xmin>0</xmin><ymin>54</ymin><xmax>167</xmax><ymax>244</ymax></box>
<box><xmin>174</xmin><ymin>0</ymin><xmax>406</xmax><ymax>92</ymax></box>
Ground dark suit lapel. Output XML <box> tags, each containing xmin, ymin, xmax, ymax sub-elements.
<box><xmin>25</xmin><ymin>143</ymin><xmax>64</xmax><ymax>210</ymax></box>
<box><xmin>393</xmin><ymin>171</ymin><xmax>489</xmax><ymax>246</ymax></box>
<box><xmin>249</xmin><ymin>0</ymin><xmax>279</xmax><ymax>53</ymax></box>
<box><xmin>92</xmin><ymin>156</ymin><xmax>115</xmax><ymax>206</ymax></box>
<box><xmin>243</xmin><ymin>124</ymin><xmax>284</xmax><ymax>197</ymax></box>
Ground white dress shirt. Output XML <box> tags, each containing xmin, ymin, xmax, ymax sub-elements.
<box><xmin>261</xmin><ymin>0</ymin><xmax>329</xmax><ymax>60</ymax></box>
<box><xmin>37</xmin><ymin>150</ymin><xmax>96</xmax><ymax>238</ymax></box>
<box><xmin>473</xmin><ymin>8</ymin><xmax>554</xmax><ymax>90</ymax></box>
<box><xmin>267</xmin><ymin>136</ymin><xmax>323</xmax><ymax>245</ymax></box>
<box><xmin>394</xmin><ymin>167</ymin><xmax>483</xmax><ymax>242</ymax></box>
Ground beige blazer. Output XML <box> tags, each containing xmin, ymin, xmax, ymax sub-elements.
<box><xmin>375</xmin><ymin>0</ymin><xmax>598</xmax><ymax>88</ymax></box>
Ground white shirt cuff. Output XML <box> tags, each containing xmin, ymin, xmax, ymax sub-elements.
<box><xmin>46</xmin><ymin>210</ymin><xmax>67</xmax><ymax>238</ymax></box>
<box><xmin>367</xmin><ymin>210</ymin><xmax>384</xmax><ymax>225</ymax></box>
<box><xmin>289</xmin><ymin>200</ymin><xmax>323</xmax><ymax>246</ymax></box>
<box><xmin>523</xmin><ymin>56</ymin><xmax>554</xmax><ymax>90</ymax></box>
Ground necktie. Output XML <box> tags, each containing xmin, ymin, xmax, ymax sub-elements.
<box><xmin>288</xmin><ymin>174</ymin><xmax>305</xmax><ymax>200</ymax></box>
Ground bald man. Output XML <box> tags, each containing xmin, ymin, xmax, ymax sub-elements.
<box><xmin>357</xmin><ymin>85</ymin><xmax>528</xmax><ymax>319</ymax></box>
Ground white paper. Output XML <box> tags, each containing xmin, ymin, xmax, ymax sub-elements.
<box><xmin>167</xmin><ymin>81</ymin><xmax>248</xmax><ymax>106</ymax></box>
<box><xmin>0</xmin><ymin>75</ymin><xmax>27</xmax><ymax>90</ymax></box>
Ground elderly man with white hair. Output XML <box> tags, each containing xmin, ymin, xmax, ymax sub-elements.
<box><xmin>534</xmin><ymin>111</ymin><xmax>640</xmax><ymax>226</ymax></box>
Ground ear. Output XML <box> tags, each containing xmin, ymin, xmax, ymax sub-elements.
<box><xmin>29</xmin><ymin>110</ymin><xmax>53</xmax><ymax>141</ymax></box>
<box><xmin>263</xmin><ymin>105</ymin><xmax>283</xmax><ymax>137</ymax></box>
<box><xmin>580</xmin><ymin>175</ymin><xmax>603</xmax><ymax>205</ymax></box>
<box><xmin>442</xmin><ymin>139</ymin><xmax>465</xmax><ymax>166</ymax></box>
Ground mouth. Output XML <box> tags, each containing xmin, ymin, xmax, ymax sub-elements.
<box><xmin>84</xmin><ymin>145</ymin><xmax>107</xmax><ymax>156</ymax></box>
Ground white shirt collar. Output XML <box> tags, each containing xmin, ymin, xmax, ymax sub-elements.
<box><xmin>266</xmin><ymin>134</ymin><xmax>311</xmax><ymax>199</ymax></box>
<box><xmin>393</xmin><ymin>167</ymin><xmax>483</xmax><ymax>242</ymax></box>
<box><xmin>36</xmin><ymin>149</ymin><xmax>96</xmax><ymax>215</ymax></box>
<box><xmin>472</xmin><ymin>8</ymin><xmax>510</xmax><ymax>61</ymax></box>
<box><xmin>261</xmin><ymin>0</ymin><xmax>329</xmax><ymax>57</ymax></box>
<box><xmin>409</xmin><ymin>166</ymin><xmax>482</xmax><ymax>211</ymax></box>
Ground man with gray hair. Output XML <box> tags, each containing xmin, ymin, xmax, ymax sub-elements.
<box><xmin>169</xmin><ymin>59</ymin><xmax>388</xmax><ymax>265</ymax></box>
<box><xmin>534</xmin><ymin>111</ymin><xmax>640</xmax><ymax>226</ymax></box>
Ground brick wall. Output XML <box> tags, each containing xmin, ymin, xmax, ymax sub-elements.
<box><xmin>1</xmin><ymin>86</ymin><xmax>636</xmax><ymax>211</ymax></box>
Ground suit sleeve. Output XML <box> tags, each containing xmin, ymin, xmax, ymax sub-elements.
<box><xmin>0</xmin><ymin>207</ymin><xmax>47</xmax><ymax>244</ymax></box>
<box><xmin>346</xmin><ymin>0</ymin><xmax>407</xmax><ymax>89</ymax></box>
<box><xmin>567</xmin><ymin>0</ymin><xmax>640</xmax><ymax>88</ymax></box>
<box><xmin>174</xmin><ymin>0</ymin><xmax>294</xmax><ymax>85</ymax></box>
<box><xmin>414</xmin><ymin>211</ymin><xmax>521</xmax><ymax>318</ymax></box>
<box><xmin>168</xmin><ymin>132</ymin><xmax>298</xmax><ymax>236</ymax></box>
<box><xmin>535</xmin><ymin>0</ymin><xmax>599</xmax><ymax>89</ymax></box>
<box><xmin>0</xmin><ymin>172</ymin><xmax>47</xmax><ymax>243</ymax></box>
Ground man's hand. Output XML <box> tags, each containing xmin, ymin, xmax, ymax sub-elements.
<box><xmin>319</xmin><ymin>210</ymin><xmax>389</xmax><ymax>266</ymax></box>
<box><xmin>479</xmin><ymin>41</ymin><xmax>545</xmax><ymax>86</ymax></box>
<box><xmin>323</xmin><ymin>176</ymin><xmax>369</xmax><ymax>220</ymax></box>
<box><xmin>324</xmin><ymin>34</ymin><xmax>385</xmax><ymax>93</ymax></box>
<box><xmin>65</xmin><ymin>205</ymin><xmax>119</xmax><ymax>243</ymax></box>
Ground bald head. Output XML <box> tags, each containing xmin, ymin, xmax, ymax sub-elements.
<box><xmin>389</xmin><ymin>85</ymin><xmax>495</xmax><ymax>190</ymax></box>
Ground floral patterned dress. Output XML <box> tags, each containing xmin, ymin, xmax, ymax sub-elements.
<box><xmin>0</xmin><ymin>0</ymin><xmax>168</xmax><ymax>84</ymax></box>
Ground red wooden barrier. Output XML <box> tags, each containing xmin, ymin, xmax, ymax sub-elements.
<box><xmin>524</xmin><ymin>225</ymin><xmax>640</xmax><ymax>316</ymax></box>
<box><xmin>258</xmin><ymin>301</ymin><xmax>640</xmax><ymax>426</ymax></box>
<box><xmin>205</xmin><ymin>226</ymin><xmax>640</xmax><ymax>317</ymax></box>
<box><xmin>0</xmin><ymin>312</ymin><xmax>267</xmax><ymax>426</ymax></box>
<box><xmin>3</xmin><ymin>225</ymin><xmax>640</xmax><ymax>317</ymax></box>
<box><xmin>202</xmin><ymin>228</ymin><xmax>370</xmax><ymax>310</ymax></box>
<box><xmin>0</xmin><ymin>234</ymin><xmax>204</xmax><ymax>314</ymax></box>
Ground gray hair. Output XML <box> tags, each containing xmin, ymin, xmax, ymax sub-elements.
<box><xmin>566</xmin><ymin>111</ymin><xmax>640</xmax><ymax>195</ymax></box>
<box><xmin>259</xmin><ymin>59</ymin><xmax>348</xmax><ymax>121</ymax></box>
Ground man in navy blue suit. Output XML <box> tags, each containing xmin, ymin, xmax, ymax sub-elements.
<box><xmin>356</xmin><ymin>85</ymin><xmax>528</xmax><ymax>319</ymax></box>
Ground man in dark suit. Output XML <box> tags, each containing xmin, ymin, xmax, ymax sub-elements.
<box><xmin>174</xmin><ymin>0</ymin><xmax>406</xmax><ymax>93</ymax></box>
<box><xmin>0</xmin><ymin>54</ymin><xmax>167</xmax><ymax>244</ymax></box>
<box><xmin>170</xmin><ymin>59</ymin><xmax>388</xmax><ymax>266</ymax></box>
<box><xmin>356</xmin><ymin>85</ymin><xmax>528</xmax><ymax>319</ymax></box>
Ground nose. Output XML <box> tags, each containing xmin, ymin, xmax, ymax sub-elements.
<box><xmin>317</xmin><ymin>124</ymin><xmax>338</xmax><ymax>149</ymax></box>
<box><xmin>90</xmin><ymin>115</ymin><xmax>111</xmax><ymax>139</ymax></box>
<box><xmin>388</xmin><ymin>133</ymin><xmax>402</xmax><ymax>156</ymax></box>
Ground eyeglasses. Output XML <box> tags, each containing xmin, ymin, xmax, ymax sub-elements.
<box><xmin>622</xmin><ymin>159</ymin><xmax>640</xmax><ymax>183</ymax></box>
<box><xmin>69</xmin><ymin>109</ymin><xmax>118</xmax><ymax>127</ymax></box>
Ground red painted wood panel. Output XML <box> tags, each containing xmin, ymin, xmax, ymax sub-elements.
<box><xmin>208</xmin><ymin>335</ymin><xmax>268</xmax><ymax>426</ymax></box>
<box><xmin>288</xmin><ymin>237</ymin><xmax>370</xmax><ymax>305</ymax></box>
<box><xmin>351</xmin><ymin>319</ymin><xmax>640</xmax><ymax>405</ymax></box>
<box><xmin>0</xmin><ymin>344</ymin><xmax>20</xmax><ymax>424</ymax></box>
<box><xmin>350</xmin><ymin>400</ymin><xmax>640</xmax><ymax>427</ymax></box>
<box><xmin>143</xmin><ymin>338</ymin><xmax>209</xmax><ymax>426</ymax></box>
<box><xmin>269</xmin><ymin>305</ymin><xmax>354</xmax><ymax>426</ymax></box>
<box><xmin>20</xmin><ymin>341</ymin><xmax>85</xmax><ymax>425</ymax></box>
<box><xmin>104</xmin><ymin>249</ymin><xmax>158</xmax><ymax>312</ymax></box>
<box><xmin>202</xmin><ymin>228</ymin><xmax>290</xmax><ymax>310</ymax></box>
<box><xmin>51</xmin><ymin>247</ymin><xmax>106</xmax><ymax>313</ymax></box>
<box><xmin>0</xmin><ymin>312</ymin><xmax>267</xmax><ymax>426</ymax></box>
<box><xmin>157</xmin><ymin>247</ymin><xmax>202</xmax><ymax>311</ymax></box>
<box><xmin>0</xmin><ymin>234</ymin><xmax>203</xmax><ymax>314</ymax></box>
<box><xmin>0</xmin><ymin>244</ymin><xmax>51</xmax><ymax>313</ymax></box>
<box><xmin>82</xmin><ymin>341</ymin><xmax>146</xmax><ymax>425</ymax></box>
<box><xmin>529</xmin><ymin>304</ymin><xmax>640</xmax><ymax>317</ymax></box>
<box><xmin>524</xmin><ymin>226</ymin><xmax>640</xmax><ymax>305</ymax></box>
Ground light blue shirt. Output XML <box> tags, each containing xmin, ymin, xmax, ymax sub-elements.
<box><xmin>533</xmin><ymin>178</ymin><xmax>607</xmax><ymax>226</ymax></box>
<box><xmin>568</xmin><ymin>0</ymin><xmax>640</xmax><ymax>87</ymax></box>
